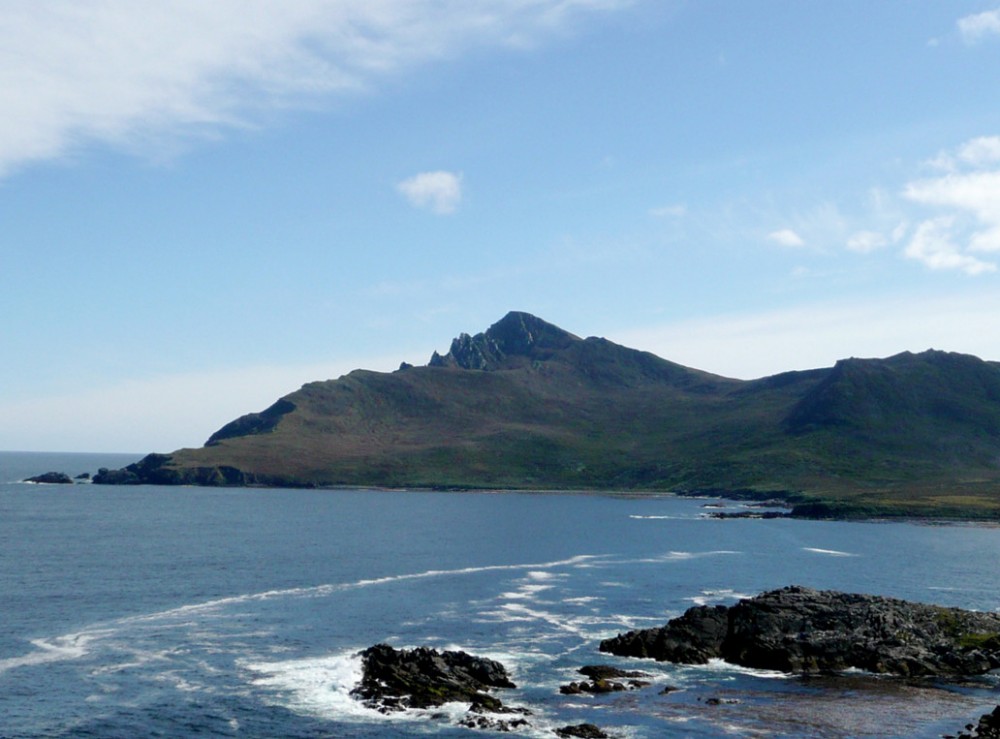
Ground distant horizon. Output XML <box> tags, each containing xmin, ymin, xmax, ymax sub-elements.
<box><xmin>5</xmin><ymin>2</ymin><xmax>1000</xmax><ymax>451</ymax></box>
<box><xmin>7</xmin><ymin>306</ymin><xmax>1000</xmax><ymax>455</ymax></box>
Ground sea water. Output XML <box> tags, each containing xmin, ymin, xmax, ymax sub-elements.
<box><xmin>2</xmin><ymin>450</ymin><xmax>999</xmax><ymax>737</ymax></box>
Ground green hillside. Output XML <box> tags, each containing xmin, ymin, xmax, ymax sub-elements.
<box><xmin>94</xmin><ymin>312</ymin><xmax>1000</xmax><ymax>519</ymax></box>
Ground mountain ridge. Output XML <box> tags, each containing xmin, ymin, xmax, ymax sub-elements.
<box><xmin>93</xmin><ymin>312</ymin><xmax>1000</xmax><ymax>519</ymax></box>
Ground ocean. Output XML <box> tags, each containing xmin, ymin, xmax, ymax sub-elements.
<box><xmin>2</xmin><ymin>450</ymin><xmax>999</xmax><ymax>737</ymax></box>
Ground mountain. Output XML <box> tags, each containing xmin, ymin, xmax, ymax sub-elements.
<box><xmin>93</xmin><ymin>311</ymin><xmax>1000</xmax><ymax>519</ymax></box>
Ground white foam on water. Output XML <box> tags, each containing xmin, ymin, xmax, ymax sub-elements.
<box><xmin>563</xmin><ymin>596</ymin><xmax>602</xmax><ymax>605</ymax></box>
<box><xmin>628</xmin><ymin>514</ymin><xmax>691</xmax><ymax>520</ymax></box>
<box><xmin>696</xmin><ymin>658</ymin><xmax>790</xmax><ymax>680</ymax></box>
<box><xmin>685</xmin><ymin>589</ymin><xmax>754</xmax><ymax>606</ymax></box>
<box><xmin>621</xmin><ymin>550</ymin><xmax>742</xmax><ymax>565</ymax></box>
<box><xmin>0</xmin><ymin>630</ymin><xmax>108</xmax><ymax>675</ymax></box>
<box><xmin>526</xmin><ymin>570</ymin><xmax>561</xmax><ymax>581</ymax></box>
<box><xmin>243</xmin><ymin>651</ymin><xmax>377</xmax><ymax>722</ymax></box>
<box><xmin>498</xmin><ymin>584</ymin><xmax>555</xmax><ymax>601</ymax></box>
<box><xmin>802</xmin><ymin>547</ymin><xmax>858</xmax><ymax>557</ymax></box>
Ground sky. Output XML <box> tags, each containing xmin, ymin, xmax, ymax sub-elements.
<box><xmin>5</xmin><ymin>1</ymin><xmax>1000</xmax><ymax>452</ymax></box>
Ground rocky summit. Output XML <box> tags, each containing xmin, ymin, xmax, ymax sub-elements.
<box><xmin>600</xmin><ymin>586</ymin><xmax>1000</xmax><ymax>677</ymax></box>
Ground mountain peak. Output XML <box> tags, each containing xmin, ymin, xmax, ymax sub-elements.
<box><xmin>429</xmin><ymin>311</ymin><xmax>579</xmax><ymax>370</ymax></box>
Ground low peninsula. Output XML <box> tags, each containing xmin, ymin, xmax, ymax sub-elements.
<box><xmin>94</xmin><ymin>312</ymin><xmax>1000</xmax><ymax>521</ymax></box>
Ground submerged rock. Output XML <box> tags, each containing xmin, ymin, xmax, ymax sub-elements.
<box><xmin>559</xmin><ymin>665</ymin><xmax>651</xmax><ymax>694</ymax></box>
<box><xmin>24</xmin><ymin>471</ymin><xmax>73</xmax><ymax>484</ymax></box>
<box><xmin>350</xmin><ymin>644</ymin><xmax>517</xmax><ymax>714</ymax></box>
<box><xmin>555</xmin><ymin>724</ymin><xmax>609</xmax><ymax>738</ymax></box>
<box><xmin>600</xmin><ymin>586</ymin><xmax>1000</xmax><ymax>677</ymax></box>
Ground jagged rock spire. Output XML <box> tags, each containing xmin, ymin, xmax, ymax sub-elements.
<box><xmin>429</xmin><ymin>311</ymin><xmax>579</xmax><ymax>369</ymax></box>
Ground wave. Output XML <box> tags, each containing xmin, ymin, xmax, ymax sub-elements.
<box><xmin>697</xmin><ymin>658</ymin><xmax>791</xmax><ymax>680</ymax></box>
<box><xmin>684</xmin><ymin>589</ymin><xmax>754</xmax><ymax>606</ymax></box>
<box><xmin>243</xmin><ymin>651</ymin><xmax>376</xmax><ymax>722</ymax></box>
<box><xmin>0</xmin><ymin>631</ymin><xmax>107</xmax><ymax>675</ymax></box>
<box><xmin>0</xmin><ymin>553</ymin><xmax>607</xmax><ymax>678</ymax></box>
<box><xmin>243</xmin><ymin>649</ymin><xmax>561</xmax><ymax>738</ymax></box>
<box><xmin>802</xmin><ymin>547</ymin><xmax>857</xmax><ymax>557</ymax></box>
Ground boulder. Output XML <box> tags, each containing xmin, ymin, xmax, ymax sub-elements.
<box><xmin>350</xmin><ymin>644</ymin><xmax>516</xmax><ymax>713</ymax></box>
<box><xmin>600</xmin><ymin>586</ymin><xmax>1000</xmax><ymax>677</ymax></box>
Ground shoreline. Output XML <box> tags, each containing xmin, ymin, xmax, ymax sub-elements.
<box><xmin>25</xmin><ymin>463</ymin><xmax>1000</xmax><ymax>525</ymax></box>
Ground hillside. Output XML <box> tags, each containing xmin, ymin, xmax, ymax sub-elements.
<box><xmin>94</xmin><ymin>312</ymin><xmax>1000</xmax><ymax>519</ymax></box>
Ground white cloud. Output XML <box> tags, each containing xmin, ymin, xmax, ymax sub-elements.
<box><xmin>901</xmin><ymin>138</ymin><xmax>1000</xmax><ymax>272</ymax></box>
<box><xmin>958</xmin><ymin>136</ymin><xmax>1000</xmax><ymax>167</ymax></box>
<box><xmin>903</xmin><ymin>217</ymin><xmax>996</xmax><ymax>275</ymax></box>
<box><xmin>767</xmin><ymin>228</ymin><xmax>805</xmax><ymax>247</ymax></box>
<box><xmin>0</xmin><ymin>1</ymin><xmax>631</xmax><ymax>178</ymax></box>
<box><xmin>958</xmin><ymin>8</ymin><xmax>1000</xmax><ymax>43</ymax></box>
<box><xmin>611</xmin><ymin>292</ymin><xmax>1000</xmax><ymax>380</ymax></box>
<box><xmin>397</xmin><ymin>170</ymin><xmax>463</xmax><ymax>214</ymax></box>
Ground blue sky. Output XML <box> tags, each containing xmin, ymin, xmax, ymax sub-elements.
<box><xmin>5</xmin><ymin>1</ymin><xmax>1000</xmax><ymax>452</ymax></box>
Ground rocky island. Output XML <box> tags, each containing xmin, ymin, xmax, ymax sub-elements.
<box><xmin>93</xmin><ymin>311</ymin><xmax>1000</xmax><ymax>520</ymax></box>
<box><xmin>600</xmin><ymin>586</ymin><xmax>1000</xmax><ymax>677</ymax></box>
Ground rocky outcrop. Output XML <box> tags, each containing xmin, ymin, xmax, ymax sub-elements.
<box><xmin>428</xmin><ymin>311</ymin><xmax>578</xmax><ymax>370</ymax></box>
<box><xmin>600</xmin><ymin>586</ymin><xmax>1000</xmax><ymax>677</ymax></box>
<box><xmin>953</xmin><ymin>706</ymin><xmax>1000</xmax><ymax>739</ymax></box>
<box><xmin>24</xmin><ymin>471</ymin><xmax>73</xmax><ymax>484</ymax></box>
<box><xmin>555</xmin><ymin>724</ymin><xmax>609</xmax><ymax>738</ymax></box>
<box><xmin>350</xmin><ymin>644</ymin><xmax>518</xmax><ymax>714</ymax></box>
<box><xmin>92</xmin><ymin>454</ymin><xmax>265</xmax><ymax>487</ymax></box>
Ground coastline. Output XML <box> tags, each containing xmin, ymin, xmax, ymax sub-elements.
<box><xmin>27</xmin><ymin>459</ymin><xmax>1000</xmax><ymax>525</ymax></box>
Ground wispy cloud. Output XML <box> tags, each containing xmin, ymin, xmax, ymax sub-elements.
<box><xmin>958</xmin><ymin>8</ymin><xmax>1000</xmax><ymax>44</ymax></box>
<box><xmin>0</xmin><ymin>1</ymin><xmax>632</xmax><ymax>179</ymax></box>
<box><xmin>767</xmin><ymin>228</ymin><xmax>805</xmax><ymax>247</ymax></box>
<box><xmin>845</xmin><ymin>230</ymin><xmax>888</xmax><ymax>254</ymax></box>
<box><xmin>397</xmin><ymin>170</ymin><xmax>463</xmax><ymax>214</ymax></box>
<box><xmin>901</xmin><ymin>137</ymin><xmax>1000</xmax><ymax>274</ymax></box>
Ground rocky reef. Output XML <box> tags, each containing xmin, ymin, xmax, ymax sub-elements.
<box><xmin>600</xmin><ymin>586</ymin><xmax>1000</xmax><ymax>677</ymax></box>
<box><xmin>24</xmin><ymin>471</ymin><xmax>73</xmax><ymax>484</ymax></box>
<box><xmin>559</xmin><ymin>665</ymin><xmax>650</xmax><ymax>695</ymax></box>
<box><xmin>350</xmin><ymin>644</ymin><xmax>531</xmax><ymax>731</ymax></box>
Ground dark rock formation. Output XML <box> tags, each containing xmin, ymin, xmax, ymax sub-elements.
<box><xmin>559</xmin><ymin>665</ymin><xmax>650</xmax><ymax>694</ymax></box>
<box><xmin>24</xmin><ymin>472</ymin><xmax>73</xmax><ymax>484</ymax></box>
<box><xmin>600</xmin><ymin>586</ymin><xmax>1000</xmax><ymax>677</ymax></box>
<box><xmin>350</xmin><ymin>644</ymin><xmax>517</xmax><ymax>714</ymax></box>
<box><xmin>74</xmin><ymin>472</ymin><xmax>90</xmax><ymax>480</ymax></box>
<box><xmin>428</xmin><ymin>311</ymin><xmax>579</xmax><ymax>370</ymax></box>
<box><xmin>601</xmin><ymin>603</ymin><xmax>730</xmax><ymax>665</ymax></box>
<box><xmin>555</xmin><ymin>724</ymin><xmax>609</xmax><ymax>738</ymax></box>
<box><xmin>93</xmin><ymin>454</ymin><xmax>264</xmax><ymax>487</ymax></box>
<box><xmin>953</xmin><ymin>706</ymin><xmax>1000</xmax><ymax>739</ymax></box>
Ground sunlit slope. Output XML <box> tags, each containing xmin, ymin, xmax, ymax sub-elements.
<box><xmin>99</xmin><ymin>312</ymin><xmax>1000</xmax><ymax>517</ymax></box>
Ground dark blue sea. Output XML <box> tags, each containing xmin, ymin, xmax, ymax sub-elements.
<box><xmin>3</xmin><ymin>451</ymin><xmax>1000</xmax><ymax>737</ymax></box>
